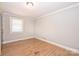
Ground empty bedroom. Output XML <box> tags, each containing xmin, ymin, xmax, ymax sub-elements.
<box><xmin>0</xmin><ymin>2</ymin><xmax>79</xmax><ymax>56</ymax></box>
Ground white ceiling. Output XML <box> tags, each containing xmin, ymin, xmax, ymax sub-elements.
<box><xmin>0</xmin><ymin>2</ymin><xmax>78</xmax><ymax>18</ymax></box>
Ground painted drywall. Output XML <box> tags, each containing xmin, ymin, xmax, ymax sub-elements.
<box><xmin>35</xmin><ymin>6</ymin><xmax>79</xmax><ymax>50</ymax></box>
<box><xmin>0</xmin><ymin>15</ymin><xmax>1</xmax><ymax>55</ymax></box>
<box><xmin>2</xmin><ymin>12</ymin><xmax>34</xmax><ymax>43</ymax></box>
<box><xmin>0</xmin><ymin>15</ymin><xmax>1</xmax><ymax>45</ymax></box>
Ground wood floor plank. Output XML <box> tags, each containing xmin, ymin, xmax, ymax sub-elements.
<box><xmin>2</xmin><ymin>38</ymin><xmax>79</xmax><ymax>56</ymax></box>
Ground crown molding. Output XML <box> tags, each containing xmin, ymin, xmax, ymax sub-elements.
<box><xmin>37</xmin><ymin>3</ymin><xmax>79</xmax><ymax>19</ymax></box>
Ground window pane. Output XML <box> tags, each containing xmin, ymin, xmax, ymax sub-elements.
<box><xmin>10</xmin><ymin>17</ymin><xmax>23</xmax><ymax>32</ymax></box>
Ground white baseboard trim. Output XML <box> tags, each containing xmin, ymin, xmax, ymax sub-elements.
<box><xmin>35</xmin><ymin>36</ymin><xmax>79</xmax><ymax>54</ymax></box>
<box><xmin>3</xmin><ymin>36</ymin><xmax>34</xmax><ymax>44</ymax></box>
<box><xmin>2</xmin><ymin>35</ymin><xmax>79</xmax><ymax>53</ymax></box>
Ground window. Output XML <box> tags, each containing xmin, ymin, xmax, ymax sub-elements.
<box><xmin>10</xmin><ymin>17</ymin><xmax>23</xmax><ymax>32</ymax></box>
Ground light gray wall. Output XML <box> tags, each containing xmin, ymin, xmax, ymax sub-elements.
<box><xmin>0</xmin><ymin>15</ymin><xmax>1</xmax><ymax>46</ymax></box>
<box><xmin>2</xmin><ymin>12</ymin><xmax>34</xmax><ymax>43</ymax></box>
<box><xmin>35</xmin><ymin>6</ymin><xmax>79</xmax><ymax>50</ymax></box>
<box><xmin>0</xmin><ymin>15</ymin><xmax>1</xmax><ymax>54</ymax></box>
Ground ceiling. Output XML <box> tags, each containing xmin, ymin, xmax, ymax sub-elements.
<box><xmin>0</xmin><ymin>2</ymin><xmax>78</xmax><ymax>18</ymax></box>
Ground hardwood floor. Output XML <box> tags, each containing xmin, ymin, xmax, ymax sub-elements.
<box><xmin>2</xmin><ymin>38</ymin><xmax>79</xmax><ymax>56</ymax></box>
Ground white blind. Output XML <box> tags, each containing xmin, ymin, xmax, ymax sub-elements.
<box><xmin>10</xmin><ymin>17</ymin><xmax>23</xmax><ymax>32</ymax></box>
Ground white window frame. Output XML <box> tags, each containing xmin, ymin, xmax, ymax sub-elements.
<box><xmin>10</xmin><ymin>17</ymin><xmax>23</xmax><ymax>33</ymax></box>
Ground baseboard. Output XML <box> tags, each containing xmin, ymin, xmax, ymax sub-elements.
<box><xmin>35</xmin><ymin>36</ymin><xmax>79</xmax><ymax>54</ymax></box>
<box><xmin>3</xmin><ymin>36</ymin><xmax>34</xmax><ymax>44</ymax></box>
<box><xmin>2</xmin><ymin>35</ymin><xmax>79</xmax><ymax>53</ymax></box>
